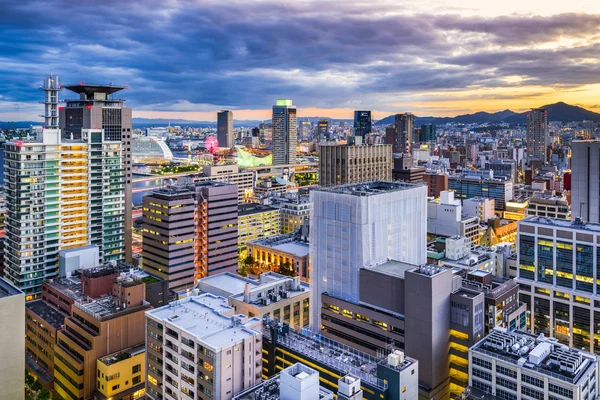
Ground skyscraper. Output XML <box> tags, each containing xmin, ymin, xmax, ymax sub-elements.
<box><xmin>60</xmin><ymin>83</ymin><xmax>134</xmax><ymax>262</ymax></box>
<box><xmin>526</xmin><ymin>108</ymin><xmax>548</xmax><ymax>164</ymax></box>
<box><xmin>309</xmin><ymin>181</ymin><xmax>427</xmax><ymax>330</ymax></box>
<box><xmin>419</xmin><ymin>123</ymin><xmax>436</xmax><ymax>143</ymax></box>
<box><xmin>571</xmin><ymin>140</ymin><xmax>600</xmax><ymax>223</ymax></box>
<box><xmin>392</xmin><ymin>113</ymin><xmax>414</xmax><ymax>154</ymax></box>
<box><xmin>353</xmin><ymin>110</ymin><xmax>372</xmax><ymax>138</ymax></box>
<box><xmin>217</xmin><ymin>110</ymin><xmax>234</xmax><ymax>148</ymax></box>
<box><xmin>317</xmin><ymin>118</ymin><xmax>330</xmax><ymax>142</ymax></box>
<box><xmin>3</xmin><ymin>77</ymin><xmax>126</xmax><ymax>299</ymax></box>
<box><xmin>272</xmin><ymin>99</ymin><xmax>297</xmax><ymax>165</ymax></box>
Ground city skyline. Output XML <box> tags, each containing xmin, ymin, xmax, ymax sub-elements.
<box><xmin>2</xmin><ymin>1</ymin><xmax>600</xmax><ymax>121</ymax></box>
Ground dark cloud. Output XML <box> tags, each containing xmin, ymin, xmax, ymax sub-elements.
<box><xmin>0</xmin><ymin>0</ymin><xmax>600</xmax><ymax>116</ymax></box>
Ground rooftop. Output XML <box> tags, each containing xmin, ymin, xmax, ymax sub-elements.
<box><xmin>63</xmin><ymin>83</ymin><xmax>126</xmax><ymax>97</ymax></box>
<box><xmin>363</xmin><ymin>260</ymin><xmax>420</xmax><ymax>279</ymax></box>
<box><xmin>198</xmin><ymin>272</ymin><xmax>259</xmax><ymax>297</ymax></box>
<box><xmin>75</xmin><ymin>295</ymin><xmax>152</xmax><ymax>322</ymax></box>
<box><xmin>0</xmin><ymin>277</ymin><xmax>22</xmax><ymax>299</ymax></box>
<box><xmin>234</xmin><ymin>363</ymin><xmax>334</xmax><ymax>400</ymax></box>
<box><xmin>238</xmin><ymin>203</ymin><xmax>278</xmax><ymax>216</ymax></box>
<box><xmin>26</xmin><ymin>300</ymin><xmax>66</xmax><ymax>329</ymax></box>
<box><xmin>471</xmin><ymin>329</ymin><xmax>598</xmax><ymax>385</ymax></box>
<box><xmin>99</xmin><ymin>344</ymin><xmax>145</xmax><ymax>366</ymax></box>
<box><xmin>248</xmin><ymin>233</ymin><xmax>309</xmax><ymax>258</ymax></box>
<box><xmin>521</xmin><ymin>216</ymin><xmax>600</xmax><ymax>232</ymax></box>
<box><xmin>230</xmin><ymin>273</ymin><xmax>310</xmax><ymax>307</ymax></box>
<box><xmin>44</xmin><ymin>276</ymin><xmax>86</xmax><ymax>302</ymax></box>
<box><xmin>314</xmin><ymin>181</ymin><xmax>424</xmax><ymax>196</ymax></box>
<box><xmin>265</xmin><ymin>320</ymin><xmax>387</xmax><ymax>391</ymax></box>
<box><xmin>147</xmin><ymin>293</ymin><xmax>261</xmax><ymax>349</ymax></box>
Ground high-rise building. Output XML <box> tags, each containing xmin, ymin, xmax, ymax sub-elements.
<box><xmin>318</xmin><ymin>118</ymin><xmax>330</xmax><ymax>142</ymax></box>
<box><xmin>419</xmin><ymin>123</ymin><xmax>436</xmax><ymax>143</ymax></box>
<box><xmin>142</xmin><ymin>187</ymin><xmax>197</xmax><ymax>291</ymax></box>
<box><xmin>391</xmin><ymin>113</ymin><xmax>414</xmax><ymax>154</ymax></box>
<box><xmin>298</xmin><ymin>120</ymin><xmax>312</xmax><ymax>142</ymax></box>
<box><xmin>571</xmin><ymin>140</ymin><xmax>600</xmax><ymax>223</ymax></box>
<box><xmin>448</xmin><ymin>173</ymin><xmax>513</xmax><ymax>210</ymax></box>
<box><xmin>469</xmin><ymin>329</ymin><xmax>600</xmax><ymax>400</ymax></box>
<box><xmin>238</xmin><ymin>204</ymin><xmax>280</xmax><ymax>251</ymax></box>
<box><xmin>217</xmin><ymin>110</ymin><xmax>234</xmax><ymax>148</ymax></box>
<box><xmin>53</xmin><ymin>275</ymin><xmax>151</xmax><ymax>400</ymax></box>
<box><xmin>516</xmin><ymin>216</ymin><xmax>600</xmax><ymax>354</ymax></box>
<box><xmin>319</xmin><ymin>144</ymin><xmax>393</xmax><ymax>186</ymax></box>
<box><xmin>526</xmin><ymin>108</ymin><xmax>548</xmax><ymax>164</ymax></box>
<box><xmin>272</xmin><ymin>99</ymin><xmax>297</xmax><ymax>165</ymax></box>
<box><xmin>353</xmin><ymin>111</ymin><xmax>372</xmax><ymax>138</ymax></box>
<box><xmin>60</xmin><ymin>83</ymin><xmax>133</xmax><ymax>262</ymax></box>
<box><xmin>145</xmin><ymin>293</ymin><xmax>263</xmax><ymax>400</ymax></box>
<box><xmin>310</xmin><ymin>181</ymin><xmax>427</xmax><ymax>330</ymax></box>
<box><xmin>4</xmin><ymin>128</ymin><xmax>125</xmax><ymax>298</ymax></box>
<box><xmin>0</xmin><ymin>278</ymin><xmax>25</xmax><ymax>400</ymax></box>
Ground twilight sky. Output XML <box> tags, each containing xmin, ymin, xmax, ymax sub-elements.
<box><xmin>2</xmin><ymin>0</ymin><xmax>600</xmax><ymax>121</ymax></box>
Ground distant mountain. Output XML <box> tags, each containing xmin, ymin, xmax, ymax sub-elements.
<box><xmin>132</xmin><ymin>118</ymin><xmax>263</xmax><ymax>128</ymax></box>
<box><xmin>375</xmin><ymin>102</ymin><xmax>600</xmax><ymax>126</ymax></box>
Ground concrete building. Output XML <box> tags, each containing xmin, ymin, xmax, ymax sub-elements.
<box><xmin>318</xmin><ymin>118</ymin><xmax>331</xmax><ymax>142</ymax></box>
<box><xmin>253</xmin><ymin>179</ymin><xmax>287</xmax><ymax>199</ymax></box>
<box><xmin>53</xmin><ymin>275</ymin><xmax>151</xmax><ymax>400</ymax></box>
<box><xmin>526</xmin><ymin>108</ymin><xmax>548</xmax><ymax>164</ymax></box>
<box><xmin>516</xmin><ymin>216</ymin><xmax>600</xmax><ymax>354</ymax></box>
<box><xmin>185</xmin><ymin>164</ymin><xmax>254</xmax><ymax>203</ymax></box>
<box><xmin>247</xmin><ymin>230</ymin><xmax>310</xmax><ymax>281</ymax></box>
<box><xmin>95</xmin><ymin>344</ymin><xmax>146</xmax><ymax>400</ymax></box>
<box><xmin>0</xmin><ymin>278</ymin><xmax>25</xmax><ymax>400</ymax></box>
<box><xmin>238</xmin><ymin>204</ymin><xmax>280</xmax><ymax>251</ymax></box>
<box><xmin>142</xmin><ymin>187</ymin><xmax>197</xmax><ymax>291</ymax></box>
<box><xmin>217</xmin><ymin>110</ymin><xmax>234</xmax><ymax>148</ymax></box>
<box><xmin>393</xmin><ymin>165</ymin><xmax>426</xmax><ymax>184</ymax></box>
<box><xmin>427</xmin><ymin>191</ymin><xmax>482</xmax><ymax>246</ymax></box>
<box><xmin>419</xmin><ymin>124</ymin><xmax>436</xmax><ymax>144</ymax></box>
<box><xmin>318</xmin><ymin>144</ymin><xmax>392</xmax><ymax>186</ymax></box>
<box><xmin>469</xmin><ymin>329</ymin><xmax>600</xmax><ymax>400</ymax></box>
<box><xmin>275</xmin><ymin>194</ymin><xmax>311</xmax><ymax>234</ymax></box>
<box><xmin>198</xmin><ymin>272</ymin><xmax>310</xmax><ymax>328</ymax></box>
<box><xmin>263</xmin><ymin>320</ymin><xmax>419</xmax><ymax>400</ymax></box>
<box><xmin>272</xmin><ymin>99</ymin><xmax>297</xmax><ymax>165</ymax></box>
<box><xmin>423</xmin><ymin>173</ymin><xmax>449</xmax><ymax>198</ymax></box>
<box><xmin>526</xmin><ymin>191</ymin><xmax>570</xmax><ymax>220</ymax></box>
<box><xmin>485</xmin><ymin>159</ymin><xmax>517</xmax><ymax>182</ymax></box>
<box><xmin>463</xmin><ymin>197</ymin><xmax>496</xmax><ymax>221</ymax></box>
<box><xmin>145</xmin><ymin>293</ymin><xmax>263</xmax><ymax>400</ymax></box>
<box><xmin>448</xmin><ymin>174</ymin><xmax>513</xmax><ymax>210</ymax></box>
<box><xmin>60</xmin><ymin>82</ymin><xmax>133</xmax><ymax>262</ymax></box>
<box><xmin>234</xmin><ymin>362</ymin><xmax>334</xmax><ymax>400</ymax></box>
<box><xmin>571</xmin><ymin>140</ymin><xmax>600</xmax><ymax>223</ymax></box>
<box><xmin>310</xmin><ymin>182</ymin><xmax>427</xmax><ymax>330</ymax></box>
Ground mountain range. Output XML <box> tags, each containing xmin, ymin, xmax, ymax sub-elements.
<box><xmin>2</xmin><ymin>102</ymin><xmax>599</xmax><ymax>130</ymax></box>
<box><xmin>375</xmin><ymin>102</ymin><xmax>600</xmax><ymax>126</ymax></box>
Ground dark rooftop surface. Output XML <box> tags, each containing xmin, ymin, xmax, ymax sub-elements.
<box><xmin>0</xmin><ymin>277</ymin><xmax>23</xmax><ymax>298</ymax></box>
<box><xmin>239</xmin><ymin>203</ymin><xmax>277</xmax><ymax>216</ymax></box>
<box><xmin>26</xmin><ymin>300</ymin><xmax>65</xmax><ymax>329</ymax></box>
<box><xmin>63</xmin><ymin>83</ymin><xmax>126</xmax><ymax>97</ymax></box>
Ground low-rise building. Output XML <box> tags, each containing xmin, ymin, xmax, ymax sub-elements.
<box><xmin>253</xmin><ymin>179</ymin><xmax>287</xmax><ymax>199</ymax></box>
<box><xmin>246</xmin><ymin>228</ymin><xmax>310</xmax><ymax>280</ymax></box>
<box><xmin>469</xmin><ymin>329</ymin><xmax>600</xmax><ymax>400</ymax></box>
<box><xmin>145</xmin><ymin>293</ymin><xmax>263</xmax><ymax>400</ymax></box>
<box><xmin>427</xmin><ymin>191</ymin><xmax>482</xmax><ymax>246</ymax></box>
<box><xmin>527</xmin><ymin>190</ymin><xmax>570</xmax><ymax>219</ymax></box>
<box><xmin>275</xmin><ymin>194</ymin><xmax>311</xmax><ymax>234</ymax></box>
<box><xmin>95</xmin><ymin>345</ymin><xmax>146</xmax><ymax>400</ymax></box>
<box><xmin>463</xmin><ymin>197</ymin><xmax>495</xmax><ymax>221</ymax></box>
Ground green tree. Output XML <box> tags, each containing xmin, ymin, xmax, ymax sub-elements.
<box><xmin>238</xmin><ymin>265</ymin><xmax>249</xmax><ymax>277</ymax></box>
<box><xmin>243</xmin><ymin>255</ymin><xmax>255</xmax><ymax>267</ymax></box>
<box><xmin>25</xmin><ymin>371</ymin><xmax>35</xmax><ymax>388</ymax></box>
<box><xmin>31</xmin><ymin>379</ymin><xmax>42</xmax><ymax>393</ymax></box>
<box><xmin>36</xmin><ymin>388</ymin><xmax>51</xmax><ymax>400</ymax></box>
<box><xmin>279</xmin><ymin>261</ymin><xmax>295</xmax><ymax>277</ymax></box>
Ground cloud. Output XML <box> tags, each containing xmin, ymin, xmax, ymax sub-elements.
<box><xmin>1</xmin><ymin>0</ymin><xmax>600</xmax><ymax>119</ymax></box>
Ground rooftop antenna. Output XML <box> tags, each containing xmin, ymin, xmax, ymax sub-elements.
<box><xmin>39</xmin><ymin>74</ymin><xmax>62</xmax><ymax>129</ymax></box>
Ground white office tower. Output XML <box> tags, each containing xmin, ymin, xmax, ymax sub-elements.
<box><xmin>571</xmin><ymin>140</ymin><xmax>600</xmax><ymax>223</ymax></box>
<box><xmin>310</xmin><ymin>181</ymin><xmax>427</xmax><ymax>330</ymax></box>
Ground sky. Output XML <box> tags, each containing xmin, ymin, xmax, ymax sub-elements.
<box><xmin>2</xmin><ymin>0</ymin><xmax>600</xmax><ymax>121</ymax></box>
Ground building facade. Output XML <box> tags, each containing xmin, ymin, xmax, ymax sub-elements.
<box><xmin>4</xmin><ymin>127</ymin><xmax>125</xmax><ymax>299</ymax></box>
<box><xmin>217</xmin><ymin>110</ymin><xmax>234</xmax><ymax>148</ymax></box>
<box><xmin>310</xmin><ymin>181</ymin><xmax>427</xmax><ymax>330</ymax></box>
<box><xmin>526</xmin><ymin>108</ymin><xmax>548</xmax><ymax>164</ymax></box>
<box><xmin>247</xmin><ymin>232</ymin><xmax>310</xmax><ymax>280</ymax></box>
<box><xmin>391</xmin><ymin>113</ymin><xmax>414</xmax><ymax>154</ymax></box>
<box><xmin>238</xmin><ymin>204</ymin><xmax>280</xmax><ymax>251</ymax></box>
<box><xmin>571</xmin><ymin>140</ymin><xmax>600</xmax><ymax>223</ymax></box>
<box><xmin>319</xmin><ymin>144</ymin><xmax>393</xmax><ymax>186</ymax></box>
<box><xmin>145</xmin><ymin>293</ymin><xmax>263</xmax><ymax>400</ymax></box>
<box><xmin>448</xmin><ymin>175</ymin><xmax>513</xmax><ymax>210</ymax></box>
<box><xmin>272</xmin><ymin>99</ymin><xmax>297</xmax><ymax>165</ymax></box>
<box><xmin>516</xmin><ymin>216</ymin><xmax>600</xmax><ymax>354</ymax></box>
<box><xmin>0</xmin><ymin>278</ymin><xmax>25</xmax><ymax>400</ymax></box>
<box><xmin>353</xmin><ymin>111</ymin><xmax>372</xmax><ymax>138</ymax></box>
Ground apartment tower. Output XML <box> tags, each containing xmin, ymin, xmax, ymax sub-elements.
<box><xmin>571</xmin><ymin>140</ymin><xmax>600</xmax><ymax>223</ymax></box>
<box><xmin>272</xmin><ymin>99</ymin><xmax>297</xmax><ymax>165</ymax></box>
<box><xmin>390</xmin><ymin>113</ymin><xmax>414</xmax><ymax>154</ymax></box>
<box><xmin>526</xmin><ymin>108</ymin><xmax>548</xmax><ymax>164</ymax></box>
<box><xmin>60</xmin><ymin>82</ymin><xmax>133</xmax><ymax>261</ymax></box>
